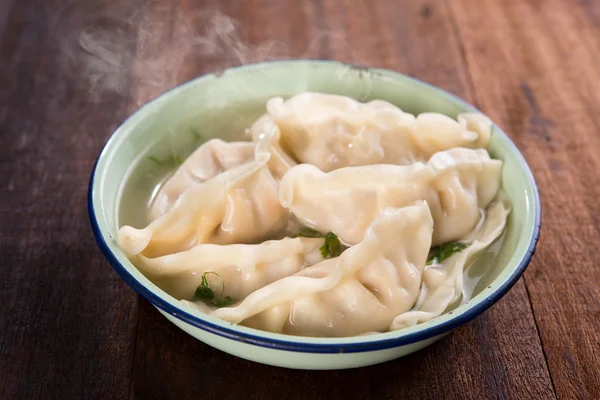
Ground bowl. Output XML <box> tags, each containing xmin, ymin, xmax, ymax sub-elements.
<box><xmin>88</xmin><ymin>60</ymin><xmax>541</xmax><ymax>370</ymax></box>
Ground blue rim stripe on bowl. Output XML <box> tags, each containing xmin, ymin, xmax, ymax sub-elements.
<box><xmin>88</xmin><ymin>60</ymin><xmax>541</xmax><ymax>354</ymax></box>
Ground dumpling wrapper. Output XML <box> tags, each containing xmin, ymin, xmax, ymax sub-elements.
<box><xmin>279</xmin><ymin>147</ymin><xmax>502</xmax><ymax>246</ymax></box>
<box><xmin>118</xmin><ymin>130</ymin><xmax>289</xmax><ymax>258</ymax></box>
<box><xmin>149</xmin><ymin>139</ymin><xmax>254</xmax><ymax>220</ymax></box>
<box><xmin>131</xmin><ymin>236</ymin><xmax>324</xmax><ymax>302</ymax></box>
<box><xmin>212</xmin><ymin>203</ymin><xmax>434</xmax><ymax>337</ymax></box>
<box><xmin>390</xmin><ymin>194</ymin><xmax>511</xmax><ymax>330</ymax></box>
<box><xmin>266</xmin><ymin>92</ymin><xmax>491</xmax><ymax>171</ymax></box>
<box><xmin>248</xmin><ymin>115</ymin><xmax>297</xmax><ymax>179</ymax></box>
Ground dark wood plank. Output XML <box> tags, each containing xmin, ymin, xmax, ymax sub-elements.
<box><xmin>449</xmin><ymin>0</ymin><xmax>600</xmax><ymax>398</ymax></box>
<box><xmin>0</xmin><ymin>1</ymin><xmax>140</xmax><ymax>398</ymax></box>
<box><xmin>128</xmin><ymin>1</ymin><xmax>555</xmax><ymax>398</ymax></box>
<box><xmin>133</xmin><ymin>284</ymin><xmax>552</xmax><ymax>400</ymax></box>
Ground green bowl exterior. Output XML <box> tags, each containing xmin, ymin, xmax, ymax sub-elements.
<box><xmin>88</xmin><ymin>60</ymin><xmax>540</xmax><ymax>369</ymax></box>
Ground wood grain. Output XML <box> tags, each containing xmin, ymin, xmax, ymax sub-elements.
<box><xmin>0</xmin><ymin>0</ymin><xmax>140</xmax><ymax>398</ymax></box>
<box><xmin>449</xmin><ymin>0</ymin><xmax>600</xmax><ymax>397</ymax></box>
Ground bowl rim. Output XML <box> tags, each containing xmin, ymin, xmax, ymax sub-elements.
<box><xmin>88</xmin><ymin>59</ymin><xmax>541</xmax><ymax>354</ymax></box>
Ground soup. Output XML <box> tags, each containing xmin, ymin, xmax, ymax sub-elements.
<box><xmin>117</xmin><ymin>92</ymin><xmax>510</xmax><ymax>338</ymax></box>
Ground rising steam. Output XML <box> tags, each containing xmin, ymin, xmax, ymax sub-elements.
<box><xmin>59</xmin><ymin>3</ymin><xmax>368</xmax><ymax>105</ymax></box>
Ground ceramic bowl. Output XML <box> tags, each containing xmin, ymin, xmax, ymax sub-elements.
<box><xmin>88</xmin><ymin>60</ymin><xmax>541</xmax><ymax>370</ymax></box>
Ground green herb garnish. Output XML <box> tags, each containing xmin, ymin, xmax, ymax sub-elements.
<box><xmin>293</xmin><ymin>227</ymin><xmax>344</xmax><ymax>259</ymax></box>
<box><xmin>193</xmin><ymin>272</ymin><xmax>217</xmax><ymax>300</ymax></box>
<box><xmin>293</xmin><ymin>226</ymin><xmax>324</xmax><ymax>238</ymax></box>
<box><xmin>173</xmin><ymin>154</ymin><xmax>184</xmax><ymax>165</ymax></box>
<box><xmin>426</xmin><ymin>242</ymin><xmax>468</xmax><ymax>266</ymax></box>
<box><xmin>192</xmin><ymin>272</ymin><xmax>234</xmax><ymax>307</ymax></box>
<box><xmin>320</xmin><ymin>232</ymin><xmax>343</xmax><ymax>259</ymax></box>
<box><xmin>211</xmin><ymin>296</ymin><xmax>234</xmax><ymax>307</ymax></box>
<box><xmin>191</xmin><ymin>128</ymin><xmax>204</xmax><ymax>142</ymax></box>
<box><xmin>146</xmin><ymin>155</ymin><xmax>166</xmax><ymax>165</ymax></box>
<box><xmin>146</xmin><ymin>154</ymin><xmax>184</xmax><ymax>166</ymax></box>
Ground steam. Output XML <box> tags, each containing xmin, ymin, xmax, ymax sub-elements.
<box><xmin>78</xmin><ymin>28</ymin><xmax>130</xmax><ymax>97</ymax></box>
<box><xmin>59</xmin><ymin>4</ymin><xmax>370</xmax><ymax>105</ymax></box>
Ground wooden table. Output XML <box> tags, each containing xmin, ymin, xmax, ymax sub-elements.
<box><xmin>2</xmin><ymin>0</ymin><xmax>599</xmax><ymax>398</ymax></box>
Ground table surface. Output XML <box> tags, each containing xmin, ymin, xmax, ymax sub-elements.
<box><xmin>2</xmin><ymin>0</ymin><xmax>599</xmax><ymax>398</ymax></box>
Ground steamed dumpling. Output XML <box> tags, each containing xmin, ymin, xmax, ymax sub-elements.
<box><xmin>391</xmin><ymin>195</ymin><xmax>510</xmax><ymax>330</ymax></box>
<box><xmin>213</xmin><ymin>203</ymin><xmax>433</xmax><ymax>337</ymax></box>
<box><xmin>279</xmin><ymin>147</ymin><xmax>502</xmax><ymax>246</ymax></box>
<box><xmin>413</xmin><ymin>112</ymin><xmax>491</xmax><ymax>156</ymax></box>
<box><xmin>266</xmin><ymin>92</ymin><xmax>491</xmax><ymax>171</ymax></box>
<box><xmin>149</xmin><ymin>139</ymin><xmax>254</xmax><ymax>220</ymax></box>
<box><xmin>248</xmin><ymin>115</ymin><xmax>297</xmax><ymax>179</ymax></box>
<box><xmin>133</xmin><ymin>236</ymin><xmax>324</xmax><ymax>302</ymax></box>
<box><xmin>118</xmin><ymin>130</ymin><xmax>288</xmax><ymax>258</ymax></box>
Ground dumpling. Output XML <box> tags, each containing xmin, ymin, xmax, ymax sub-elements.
<box><xmin>428</xmin><ymin>148</ymin><xmax>502</xmax><ymax>244</ymax></box>
<box><xmin>117</xmin><ymin>130</ymin><xmax>289</xmax><ymax>258</ymax></box>
<box><xmin>131</xmin><ymin>236</ymin><xmax>324</xmax><ymax>302</ymax></box>
<box><xmin>149</xmin><ymin>139</ymin><xmax>254</xmax><ymax>220</ymax></box>
<box><xmin>266</xmin><ymin>92</ymin><xmax>491</xmax><ymax>171</ymax></box>
<box><xmin>390</xmin><ymin>194</ymin><xmax>511</xmax><ymax>330</ymax></box>
<box><xmin>412</xmin><ymin>112</ymin><xmax>491</xmax><ymax>157</ymax></box>
<box><xmin>456</xmin><ymin>112</ymin><xmax>492</xmax><ymax>149</ymax></box>
<box><xmin>248</xmin><ymin>114</ymin><xmax>297</xmax><ymax>178</ymax></box>
<box><xmin>279</xmin><ymin>147</ymin><xmax>502</xmax><ymax>246</ymax></box>
<box><xmin>213</xmin><ymin>203</ymin><xmax>434</xmax><ymax>337</ymax></box>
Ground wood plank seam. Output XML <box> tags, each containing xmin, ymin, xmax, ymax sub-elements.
<box><xmin>129</xmin><ymin>297</ymin><xmax>142</xmax><ymax>399</ymax></box>
<box><xmin>522</xmin><ymin>275</ymin><xmax>559</xmax><ymax>398</ymax></box>
<box><xmin>443</xmin><ymin>0</ymin><xmax>480</xmax><ymax>109</ymax></box>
